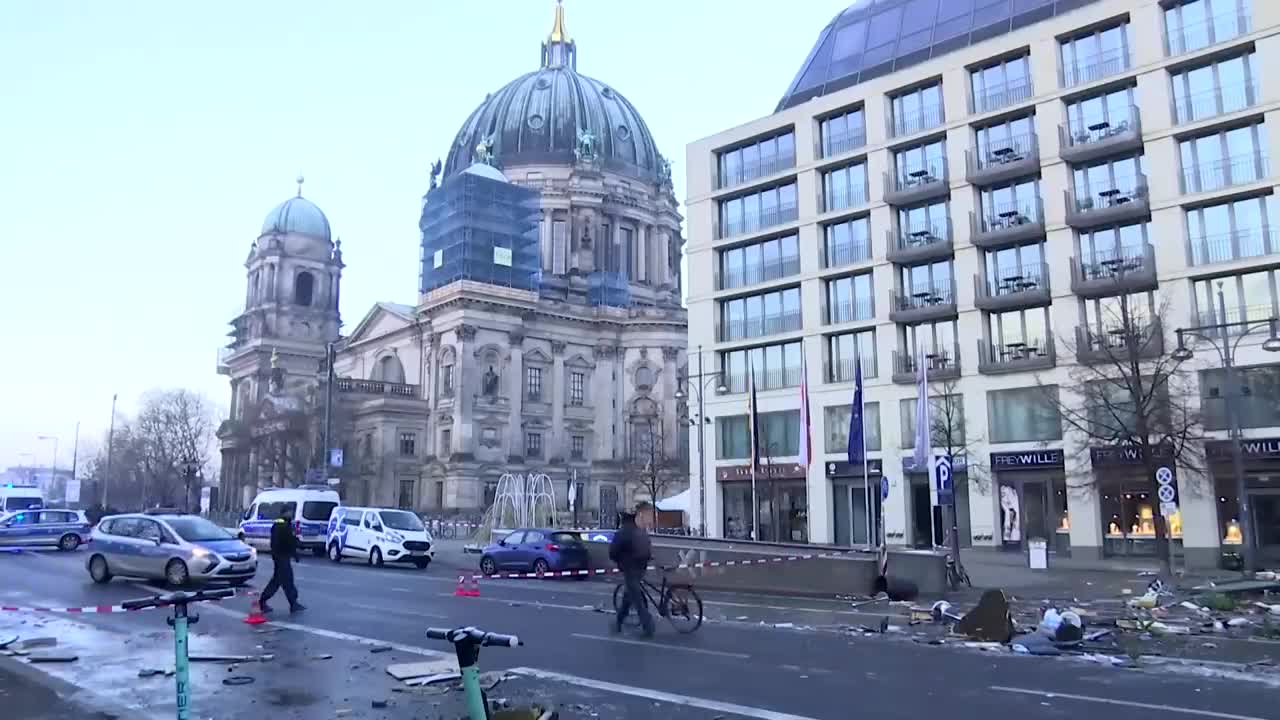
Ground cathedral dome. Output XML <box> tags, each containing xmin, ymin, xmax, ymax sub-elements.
<box><xmin>441</xmin><ymin>2</ymin><xmax>663</xmax><ymax>184</ymax></box>
<box><xmin>261</xmin><ymin>177</ymin><xmax>331</xmax><ymax>242</ymax></box>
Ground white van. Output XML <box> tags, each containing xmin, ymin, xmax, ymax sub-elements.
<box><xmin>239</xmin><ymin>485</ymin><xmax>340</xmax><ymax>555</ymax></box>
<box><xmin>325</xmin><ymin>506</ymin><xmax>434</xmax><ymax>569</ymax></box>
<box><xmin>0</xmin><ymin>484</ymin><xmax>44</xmax><ymax>513</ymax></box>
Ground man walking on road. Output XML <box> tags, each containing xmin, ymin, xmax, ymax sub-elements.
<box><xmin>260</xmin><ymin>507</ymin><xmax>305</xmax><ymax>614</ymax></box>
<box><xmin>610</xmin><ymin>506</ymin><xmax>654</xmax><ymax>637</ymax></box>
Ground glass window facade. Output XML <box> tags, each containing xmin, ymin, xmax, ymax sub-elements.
<box><xmin>978</xmin><ymin>178</ymin><xmax>1040</xmax><ymax>226</ymax></box>
<box><xmin>716</xmin><ymin>130</ymin><xmax>796</xmax><ymax>189</ymax></box>
<box><xmin>823</xmin><ymin>161</ymin><xmax>869</xmax><ymax>212</ymax></box>
<box><xmin>822</xmin><ymin>216</ymin><xmax>872</xmax><ymax>268</ymax></box>
<box><xmin>891</xmin><ymin>82</ymin><xmax>944</xmax><ymax>137</ymax></box>
<box><xmin>1082</xmin><ymin>292</ymin><xmax>1155</xmax><ymax>333</ymax></box>
<box><xmin>971</xmin><ymin>54</ymin><xmax>1032</xmax><ymax>114</ymax></box>
<box><xmin>824</xmin><ymin>402</ymin><xmax>882</xmax><ymax>454</ymax></box>
<box><xmin>1192</xmin><ymin>269</ymin><xmax>1278</xmax><ymax>328</ymax></box>
<box><xmin>1171</xmin><ymin>51</ymin><xmax>1258</xmax><ymax>125</ymax></box>
<box><xmin>1186</xmin><ymin>194</ymin><xmax>1278</xmax><ymax>266</ymax></box>
<box><xmin>1163</xmin><ymin>0</ymin><xmax>1253</xmax><ymax>57</ymax></box>
<box><xmin>826</xmin><ymin>329</ymin><xmax>877</xmax><ymax>382</ymax></box>
<box><xmin>718</xmin><ymin>184</ymin><xmax>799</xmax><ymax>239</ymax></box>
<box><xmin>718</xmin><ymin>287</ymin><xmax>803</xmax><ymax>341</ymax></box>
<box><xmin>824</xmin><ymin>273</ymin><xmax>874</xmax><ymax>325</ymax></box>
<box><xmin>897</xmin><ymin>199</ymin><xmax>951</xmax><ymax>240</ymax></box>
<box><xmin>1060</xmin><ymin>21</ymin><xmax>1131</xmax><ymax>87</ymax></box>
<box><xmin>718</xmin><ymin>234</ymin><xmax>801</xmax><ymax>290</ymax></box>
<box><xmin>893</xmin><ymin>138</ymin><xmax>946</xmax><ymax>186</ymax></box>
<box><xmin>1077</xmin><ymin>221</ymin><xmax>1150</xmax><ymax>274</ymax></box>
<box><xmin>987</xmin><ymin>386</ymin><xmax>1063</xmax><ymax>442</ymax></box>
<box><xmin>899</xmin><ymin>259</ymin><xmax>954</xmax><ymax>300</ymax></box>
<box><xmin>1064</xmin><ymin>86</ymin><xmax>1137</xmax><ymax>143</ymax></box>
<box><xmin>987</xmin><ymin>307</ymin><xmax>1050</xmax><ymax>348</ymax></box>
<box><xmin>1200</xmin><ymin>364</ymin><xmax>1280</xmax><ymax>430</ymax></box>
<box><xmin>716</xmin><ymin>410</ymin><xmax>802</xmax><ymax>459</ymax></box>
<box><xmin>900</xmin><ymin>394</ymin><xmax>965</xmax><ymax>449</ymax></box>
<box><xmin>1071</xmin><ymin>155</ymin><xmax>1147</xmax><ymax>211</ymax></box>
<box><xmin>720</xmin><ymin>342</ymin><xmax>804</xmax><ymax>393</ymax></box>
<box><xmin>1178</xmin><ymin>123</ymin><xmax>1269</xmax><ymax>194</ymax></box>
<box><xmin>901</xmin><ymin>320</ymin><xmax>958</xmax><ymax>358</ymax></box>
<box><xmin>984</xmin><ymin>242</ymin><xmax>1045</xmax><ymax>293</ymax></box>
<box><xmin>820</xmin><ymin>106</ymin><xmax>867</xmax><ymax>158</ymax></box>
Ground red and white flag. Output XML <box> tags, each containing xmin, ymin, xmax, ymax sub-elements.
<box><xmin>798</xmin><ymin>351</ymin><xmax>812</xmax><ymax>467</ymax></box>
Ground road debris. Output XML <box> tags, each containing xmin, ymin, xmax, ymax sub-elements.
<box><xmin>27</xmin><ymin>653</ymin><xmax>78</xmax><ymax>663</ymax></box>
<box><xmin>955</xmin><ymin>589</ymin><xmax>1016</xmax><ymax>643</ymax></box>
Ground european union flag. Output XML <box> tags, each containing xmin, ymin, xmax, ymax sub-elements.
<box><xmin>846</xmin><ymin>355</ymin><xmax>865</xmax><ymax>465</ymax></box>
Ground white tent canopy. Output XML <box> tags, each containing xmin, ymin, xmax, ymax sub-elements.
<box><xmin>655</xmin><ymin>489</ymin><xmax>690</xmax><ymax>512</ymax></box>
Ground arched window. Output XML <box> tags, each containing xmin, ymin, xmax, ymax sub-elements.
<box><xmin>294</xmin><ymin>271</ymin><xmax>315</xmax><ymax>306</ymax></box>
<box><xmin>374</xmin><ymin>354</ymin><xmax>406</xmax><ymax>384</ymax></box>
<box><xmin>634</xmin><ymin>365</ymin><xmax>654</xmax><ymax>390</ymax></box>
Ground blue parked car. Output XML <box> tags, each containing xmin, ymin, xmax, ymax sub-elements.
<box><xmin>479</xmin><ymin>528</ymin><xmax>590</xmax><ymax>577</ymax></box>
<box><xmin>0</xmin><ymin>509</ymin><xmax>92</xmax><ymax>551</ymax></box>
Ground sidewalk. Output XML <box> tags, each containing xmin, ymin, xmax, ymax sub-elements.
<box><xmin>0</xmin><ymin>654</ymin><xmax>144</xmax><ymax>720</ymax></box>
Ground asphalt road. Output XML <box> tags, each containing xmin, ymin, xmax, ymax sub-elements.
<box><xmin>2</xmin><ymin>549</ymin><xmax>1278</xmax><ymax>720</ymax></box>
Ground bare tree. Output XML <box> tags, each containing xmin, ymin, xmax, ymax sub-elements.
<box><xmin>1040</xmin><ymin>294</ymin><xmax>1201</xmax><ymax>576</ymax></box>
<box><xmin>910</xmin><ymin>379</ymin><xmax>988</xmax><ymax>567</ymax></box>
<box><xmin>625</xmin><ymin>416</ymin><xmax>684</xmax><ymax>517</ymax></box>
<box><xmin>130</xmin><ymin>389</ymin><xmax>217</xmax><ymax>510</ymax></box>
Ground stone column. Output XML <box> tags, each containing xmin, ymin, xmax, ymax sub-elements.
<box><xmin>592</xmin><ymin>345</ymin><xmax>614</xmax><ymax>459</ymax></box>
<box><xmin>455</xmin><ymin>325</ymin><xmax>476</xmax><ymax>453</ymax></box>
<box><xmin>551</xmin><ymin>340</ymin><xmax>567</xmax><ymax>459</ymax></box>
<box><xmin>507</xmin><ymin>329</ymin><xmax>525</xmax><ymax>458</ymax></box>
<box><xmin>614</xmin><ymin>344</ymin><xmax>627</xmax><ymax>459</ymax></box>
<box><xmin>654</xmin><ymin>227</ymin><xmax>669</xmax><ymax>287</ymax></box>
<box><xmin>540</xmin><ymin>210</ymin><xmax>551</xmax><ymax>271</ymax></box>
<box><xmin>637</xmin><ymin>225</ymin><xmax>649</xmax><ymax>284</ymax></box>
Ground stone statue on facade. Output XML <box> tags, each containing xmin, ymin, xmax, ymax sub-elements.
<box><xmin>482</xmin><ymin>365</ymin><xmax>499</xmax><ymax>396</ymax></box>
<box><xmin>429</xmin><ymin>159</ymin><xmax>442</xmax><ymax>189</ymax></box>
<box><xmin>657</xmin><ymin>154</ymin><xmax>673</xmax><ymax>191</ymax></box>
<box><xmin>475</xmin><ymin>135</ymin><xmax>496</xmax><ymax>166</ymax></box>
<box><xmin>574</xmin><ymin>128</ymin><xmax>597</xmax><ymax>165</ymax></box>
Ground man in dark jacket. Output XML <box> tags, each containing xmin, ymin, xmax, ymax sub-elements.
<box><xmin>259</xmin><ymin>506</ymin><xmax>305</xmax><ymax>613</ymax></box>
<box><xmin>609</xmin><ymin>507</ymin><xmax>654</xmax><ymax>636</ymax></box>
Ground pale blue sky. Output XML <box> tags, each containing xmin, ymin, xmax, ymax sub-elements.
<box><xmin>0</xmin><ymin>0</ymin><xmax>838</xmax><ymax>469</ymax></box>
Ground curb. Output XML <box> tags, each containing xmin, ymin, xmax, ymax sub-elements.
<box><xmin>0</xmin><ymin>653</ymin><xmax>157</xmax><ymax>720</ymax></box>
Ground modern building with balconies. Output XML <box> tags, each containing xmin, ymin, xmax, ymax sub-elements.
<box><xmin>685</xmin><ymin>0</ymin><xmax>1280</xmax><ymax>569</ymax></box>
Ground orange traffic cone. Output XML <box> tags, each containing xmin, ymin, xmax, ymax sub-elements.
<box><xmin>467</xmin><ymin>575</ymin><xmax>481</xmax><ymax>597</ymax></box>
<box><xmin>243</xmin><ymin>593</ymin><xmax>267</xmax><ymax>625</ymax></box>
<box><xmin>454</xmin><ymin>576</ymin><xmax>469</xmax><ymax>597</ymax></box>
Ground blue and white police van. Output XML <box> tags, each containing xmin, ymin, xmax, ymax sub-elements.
<box><xmin>238</xmin><ymin>485</ymin><xmax>339</xmax><ymax>556</ymax></box>
<box><xmin>0</xmin><ymin>484</ymin><xmax>44</xmax><ymax>513</ymax></box>
<box><xmin>325</xmin><ymin>506</ymin><xmax>434</xmax><ymax>569</ymax></box>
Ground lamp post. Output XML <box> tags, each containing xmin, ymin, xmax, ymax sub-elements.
<box><xmin>674</xmin><ymin>344</ymin><xmax>727</xmax><ymax>537</ymax></box>
<box><xmin>1172</xmin><ymin>281</ymin><xmax>1280</xmax><ymax>574</ymax></box>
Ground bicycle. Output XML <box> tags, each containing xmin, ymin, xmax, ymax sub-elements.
<box><xmin>121</xmin><ymin>588</ymin><xmax>237</xmax><ymax>720</ymax></box>
<box><xmin>611</xmin><ymin>565</ymin><xmax>703</xmax><ymax>634</ymax></box>
<box><xmin>945</xmin><ymin>554</ymin><xmax>972</xmax><ymax>590</ymax></box>
<box><xmin>426</xmin><ymin>626</ymin><xmax>526</xmax><ymax>720</ymax></box>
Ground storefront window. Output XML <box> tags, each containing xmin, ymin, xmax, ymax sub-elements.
<box><xmin>1214</xmin><ymin>474</ymin><xmax>1244</xmax><ymax>547</ymax></box>
<box><xmin>1101</xmin><ymin>479</ymin><xmax>1181</xmax><ymax>556</ymax></box>
<box><xmin>721</xmin><ymin>481</ymin><xmax>808</xmax><ymax>543</ymax></box>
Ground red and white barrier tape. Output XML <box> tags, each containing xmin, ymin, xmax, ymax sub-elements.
<box><xmin>486</xmin><ymin>553</ymin><xmax>823</xmax><ymax>580</ymax></box>
<box><xmin>1</xmin><ymin>604</ymin><xmax>159</xmax><ymax>613</ymax></box>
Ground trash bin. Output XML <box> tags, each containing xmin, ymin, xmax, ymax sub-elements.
<box><xmin>1028</xmin><ymin>538</ymin><xmax>1048</xmax><ymax>570</ymax></box>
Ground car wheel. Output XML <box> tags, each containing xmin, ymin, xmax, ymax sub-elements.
<box><xmin>532</xmin><ymin>558</ymin><xmax>550</xmax><ymax>576</ymax></box>
<box><xmin>328</xmin><ymin>543</ymin><xmax>342</xmax><ymax>563</ymax></box>
<box><xmin>370</xmin><ymin>547</ymin><xmax>383</xmax><ymax>567</ymax></box>
<box><xmin>165</xmin><ymin>559</ymin><xmax>191</xmax><ymax>587</ymax></box>
<box><xmin>480</xmin><ymin>556</ymin><xmax>497</xmax><ymax>576</ymax></box>
<box><xmin>58</xmin><ymin>534</ymin><xmax>80</xmax><ymax>552</ymax></box>
<box><xmin>88</xmin><ymin>555</ymin><xmax>112</xmax><ymax>584</ymax></box>
<box><xmin>414</xmin><ymin>558</ymin><xmax>431</xmax><ymax>570</ymax></box>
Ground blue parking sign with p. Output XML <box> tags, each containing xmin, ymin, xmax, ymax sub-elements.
<box><xmin>935</xmin><ymin>455</ymin><xmax>954</xmax><ymax>505</ymax></box>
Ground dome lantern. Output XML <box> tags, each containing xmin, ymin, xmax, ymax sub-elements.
<box><xmin>541</xmin><ymin>0</ymin><xmax>575</xmax><ymax>70</ymax></box>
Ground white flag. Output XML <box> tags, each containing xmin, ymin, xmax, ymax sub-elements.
<box><xmin>912</xmin><ymin>340</ymin><xmax>931</xmax><ymax>469</ymax></box>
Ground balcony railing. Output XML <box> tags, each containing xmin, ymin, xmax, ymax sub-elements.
<box><xmin>716</xmin><ymin>204</ymin><xmax>799</xmax><ymax>240</ymax></box>
<box><xmin>1193</xmin><ymin>303</ymin><xmax>1277</xmax><ymax>335</ymax></box>
<box><xmin>716</xmin><ymin>310</ymin><xmax>804</xmax><ymax>342</ymax></box>
<box><xmin>971</xmin><ymin>78</ymin><xmax>1034</xmax><ymax>115</ymax></box>
<box><xmin>825</xmin><ymin>354</ymin><xmax>876</xmax><ymax>383</ymax></box>
<box><xmin>1188</xmin><ymin>226</ymin><xmax>1280</xmax><ymax>267</ymax></box>
<box><xmin>1070</xmin><ymin>244</ymin><xmax>1158</xmax><ymax>298</ymax></box>
<box><xmin>970</xmin><ymin>197</ymin><xmax>1045</xmax><ymax>248</ymax></box>
<box><xmin>891</xmin><ymin>345</ymin><xmax>961</xmax><ymax>384</ymax></box>
<box><xmin>714</xmin><ymin>151</ymin><xmax>797</xmax><ymax>191</ymax></box>
<box><xmin>974</xmin><ymin>262</ymin><xmax>1052</xmax><ymax>311</ymax></box>
<box><xmin>822</xmin><ymin>181</ymin><xmax>870</xmax><ymax>213</ymax></box>
<box><xmin>818</xmin><ymin>128</ymin><xmax>867</xmax><ymax>159</ymax></box>
<box><xmin>1075</xmin><ymin>318</ymin><xmax>1165</xmax><ymax>364</ymax></box>
<box><xmin>336</xmin><ymin>378</ymin><xmax>421</xmax><ymax>398</ymax></box>
<box><xmin>1060</xmin><ymin>47</ymin><xmax>1132</xmax><ymax>88</ymax></box>
<box><xmin>889</xmin><ymin>284</ymin><xmax>957</xmax><ymax>324</ymax></box>
<box><xmin>1164</xmin><ymin>11</ymin><xmax>1253</xmax><ymax>57</ymax></box>
<box><xmin>890</xmin><ymin>102</ymin><xmax>944</xmax><ymax>138</ymax></box>
<box><xmin>1064</xmin><ymin>173</ymin><xmax>1150</xmax><ymax>228</ymax></box>
<box><xmin>977</xmin><ymin>338</ymin><xmax>1056</xmax><ymax>375</ymax></box>
<box><xmin>724</xmin><ymin>365</ymin><xmax>804</xmax><ymax>393</ymax></box>
<box><xmin>717</xmin><ymin>255</ymin><xmax>801</xmax><ymax>290</ymax></box>
<box><xmin>1173</xmin><ymin>82</ymin><xmax>1259</xmax><ymax>125</ymax></box>
<box><xmin>884</xmin><ymin>159</ymin><xmax>949</xmax><ymax>206</ymax></box>
<box><xmin>821</xmin><ymin>238</ymin><xmax>872</xmax><ymax>269</ymax></box>
<box><xmin>1180</xmin><ymin>151</ymin><xmax>1269</xmax><ymax>195</ymax></box>
<box><xmin>822</xmin><ymin>298</ymin><xmax>874</xmax><ymax>325</ymax></box>
<box><xmin>1058</xmin><ymin>106</ymin><xmax>1142</xmax><ymax>164</ymax></box>
<box><xmin>885</xmin><ymin>219</ymin><xmax>954</xmax><ymax>264</ymax></box>
<box><xmin>965</xmin><ymin>133</ymin><xmax>1040</xmax><ymax>185</ymax></box>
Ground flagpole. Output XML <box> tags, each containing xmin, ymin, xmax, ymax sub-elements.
<box><xmin>859</xmin><ymin>358</ymin><xmax>871</xmax><ymax>546</ymax></box>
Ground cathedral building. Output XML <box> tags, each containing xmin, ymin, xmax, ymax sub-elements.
<box><xmin>217</xmin><ymin>3</ymin><xmax>688</xmax><ymax>522</ymax></box>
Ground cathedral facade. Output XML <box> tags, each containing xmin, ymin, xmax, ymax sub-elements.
<box><xmin>216</xmin><ymin>4</ymin><xmax>688</xmax><ymax>523</ymax></box>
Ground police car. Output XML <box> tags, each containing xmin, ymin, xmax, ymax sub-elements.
<box><xmin>86</xmin><ymin>511</ymin><xmax>257</xmax><ymax>587</ymax></box>
<box><xmin>0</xmin><ymin>509</ymin><xmax>92</xmax><ymax>551</ymax></box>
<box><xmin>326</xmin><ymin>506</ymin><xmax>434</xmax><ymax>569</ymax></box>
<box><xmin>238</xmin><ymin>485</ymin><xmax>339</xmax><ymax>556</ymax></box>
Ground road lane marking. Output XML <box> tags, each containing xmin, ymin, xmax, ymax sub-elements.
<box><xmin>509</xmin><ymin>667</ymin><xmax>819</xmax><ymax>720</ymax></box>
<box><xmin>989</xmin><ymin>686</ymin><xmax>1267</xmax><ymax>720</ymax></box>
<box><xmin>569</xmin><ymin>633</ymin><xmax>750</xmax><ymax>658</ymax></box>
<box><xmin>390</xmin><ymin>587</ymin><xmax>412</xmax><ymax>593</ymax></box>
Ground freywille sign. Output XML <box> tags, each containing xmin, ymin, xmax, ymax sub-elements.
<box><xmin>716</xmin><ymin>463</ymin><xmax>806</xmax><ymax>482</ymax></box>
<box><xmin>825</xmin><ymin>459</ymin><xmax>883</xmax><ymax>477</ymax></box>
<box><xmin>990</xmin><ymin>449</ymin><xmax>1064</xmax><ymax>469</ymax></box>
<box><xmin>1089</xmin><ymin>444</ymin><xmax>1174</xmax><ymax>466</ymax></box>
<box><xmin>1206</xmin><ymin>438</ymin><xmax>1280</xmax><ymax>460</ymax></box>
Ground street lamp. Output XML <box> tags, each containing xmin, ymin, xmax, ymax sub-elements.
<box><xmin>1172</xmin><ymin>280</ymin><xmax>1280</xmax><ymax>573</ymax></box>
<box><xmin>674</xmin><ymin>344</ymin><xmax>727</xmax><ymax>537</ymax></box>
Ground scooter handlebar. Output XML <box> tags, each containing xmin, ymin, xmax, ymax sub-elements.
<box><xmin>121</xmin><ymin>588</ymin><xmax>237</xmax><ymax>611</ymax></box>
<box><xmin>425</xmin><ymin>626</ymin><xmax>522</xmax><ymax>647</ymax></box>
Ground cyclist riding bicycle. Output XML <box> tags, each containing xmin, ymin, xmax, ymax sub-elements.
<box><xmin>609</xmin><ymin>504</ymin><xmax>655</xmax><ymax>637</ymax></box>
